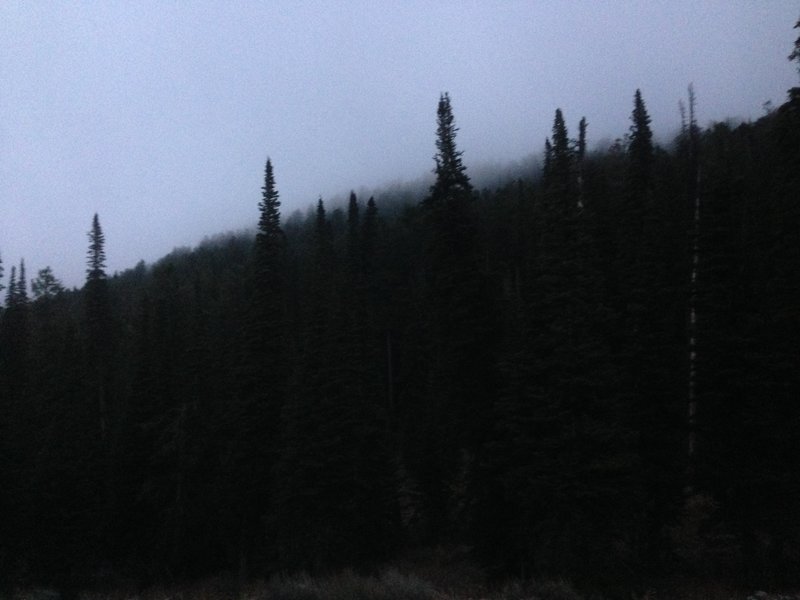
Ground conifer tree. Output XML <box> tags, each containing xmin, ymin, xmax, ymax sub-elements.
<box><xmin>0</xmin><ymin>258</ymin><xmax>31</xmax><ymax>576</ymax></box>
<box><xmin>87</xmin><ymin>214</ymin><xmax>107</xmax><ymax>282</ymax></box>
<box><xmin>429</xmin><ymin>92</ymin><xmax>471</xmax><ymax>205</ymax></box>
<box><xmin>549</xmin><ymin>108</ymin><xmax>573</xmax><ymax>193</ymax></box>
<box><xmin>5</xmin><ymin>265</ymin><xmax>16</xmax><ymax>307</ymax></box>
<box><xmin>416</xmin><ymin>93</ymin><xmax>497</xmax><ymax>542</ymax></box>
<box><xmin>82</xmin><ymin>213</ymin><xmax>118</xmax><ymax>565</ymax></box>
<box><xmin>85</xmin><ymin>213</ymin><xmax>112</xmax><ymax>413</ymax></box>
<box><xmin>576</xmin><ymin>117</ymin><xmax>588</xmax><ymax>206</ymax></box>
<box><xmin>543</xmin><ymin>138</ymin><xmax>553</xmax><ymax>180</ymax></box>
<box><xmin>17</xmin><ymin>259</ymin><xmax>27</xmax><ymax>304</ymax></box>
<box><xmin>629</xmin><ymin>89</ymin><xmax>654</xmax><ymax>192</ymax></box>
<box><xmin>362</xmin><ymin>196</ymin><xmax>378</xmax><ymax>278</ymax></box>
<box><xmin>233</xmin><ymin>157</ymin><xmax>289</xmax><ymax>575</ymax></box>
<box><xmin>346</xmin><ymin>191</ymin><xmax>360</xmax><ymax>275</ymax></box>
<box><xmin>255</xmin><ymin>158</ymin><xmax>285</xmax><ymax>270</ymax></box>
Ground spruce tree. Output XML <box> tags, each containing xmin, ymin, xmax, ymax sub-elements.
<box><xmin>346</xmin><ymin>191</ymin><xmax>360</xmax><ymax>276</ymax></box>
<box><xmin>17</xmin><ymin>260</ymin><xmax>27</xmax><ymax>304</ymax></box>
<box><xmin>362</xmin><ymin>196</ymin><xmax>378</xmax><ymax>279</ymax></box>
<box><xmin>85</xmin><ymin>214</ymin><xmax>112</xmax><ymax>437</ymax></box>
<box><xmin>5</xmin><ymin>265</ymin><xmax>16</xmax><ymax>307</ymax></box>
<box><xmin>82</xmin><ymin>213</ymin><xmax>118</xmax><ymax>568</ymax></box>
<box><xmin>233</xmin><ymin>157</ymin><xmax>289</xmax><ymax>575</ymax></box>
<box><xmin>255</xmin><ymin>158</ymin><xmax>285</xmax><ymax>269</ymax></box>
<box><xmin>0</xmin><ymin>259</ymin><xmax>31</xmax><ymax>579</ymax></box>
<box><xmin>549</xmin><ymin>108</ymin><xmax>573</xmax><ymax>193</ymax></box>
<box><xmin>416</xmin><ymin>93</ymin><xmax>497</xmax><ymax>542</ymax></box>
<box><xmin>629</xmin><ymin>89</ymin><xmax>654</xmax><ymax>192</ymax></box>
<box><xmin>429</xmin><ymin>92</ymin><xmax>471</xmax><ymax>204</ymax></box>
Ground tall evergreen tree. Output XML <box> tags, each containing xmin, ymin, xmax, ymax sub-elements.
<box><xmin>629</xmin><ymin>89</ymin><xmax>654</xmax><ymax>192</ymax></box>
<box><xmin>82</xmin><ymin>213</ymin><xmax>119</xmax><ymax>572</ymax></box>
<box><xmin>230</xmin><ymin>157</ymin><xmax>290</xmax><ymax>576</ymax></box>
<box><xmin>255</xmin><ymin>158</ymin><xmax>285</xmax><ymax>269</ymax></box>
<box><xmin>546</xmin><ymin>108</ymin><xmax>573</xmax><ymax>194</ymax></box>
<box><xmin>17</xmin><ymin>259</ymin><xmax>27</xmax><ymax>304</ymax></box>
<box><xmin>85</xmin><ymin>213</ymin><xmax>112</xmax><ymax>438</ymax></box>
<box><xmin>5</xmin><ymin>265</ymin><xmax>16</xmax><ymax>307</ymax></box>
<box><xmin>346</xmin><ymin>191</ymin><xmax>361</xmax><ymax>275</ymax></box>
<box><xmin>416</xmin><ymin>93</ymin><xmax>497</xmax><ymax>542</ymax></box>
<box><xmin>429</xmin><ymin>92</ymin><xmax>471</xmax><ymax>204</ymax></box>
<box><xmin>0</xmin><ymin>259</ymin><xmax>31</xmax><ymax>582</ymax></box>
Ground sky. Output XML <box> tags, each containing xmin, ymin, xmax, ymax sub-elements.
<box><xmin>1</xmin><ymin>1</ymin><xmax>798</xmax><ymax>289</ymax></box>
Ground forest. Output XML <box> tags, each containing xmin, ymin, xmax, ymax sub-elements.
<box><xmin>1</xmin><ymin>57</ymin><xmax>800</xmax><ymax>598</ymax></box>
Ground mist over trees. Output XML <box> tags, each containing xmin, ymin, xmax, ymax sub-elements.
<box><xmin>1</xmin><ymin>54</ymin><xmax>800</xmax><ymax>596</ymax></box>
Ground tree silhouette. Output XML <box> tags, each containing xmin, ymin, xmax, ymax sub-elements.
<box><xmin>629</xmin><ymin>89</ymin><xmax>654</xmax><ymax>192</ymax></box>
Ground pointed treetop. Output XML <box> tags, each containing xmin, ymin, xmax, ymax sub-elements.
<box><xmin>314</xmin><ymin>197</ymin><xmax>328</xmax><ymax>241</ymax></box>
<box><xmin>4</xmin><ymin>263</ymin><xmax>28</xmax><ymax>307</ymax></box>
<box><xmin>258</xmin><ymin>157</ymin><xmax>282</xmax><ymax>238</ymax></box>
<box><xmin>551</xmin><ymin>109</ymin><xmax>570</xmax><ymax>157</ymax></box>
<box><xmin>629</xmin><ymin>89</ymin><xmax>654</xmax><ymax>190</ymax></box>
<box><xmin>543</xmin><ymin>137</ymin><xmax>553</xmax><ymax>177</ymax></box>
<box><xmin>577</xmin><ymin>117</ymin><xmax>587</xmax><ymax>162</ymax></box>
<box><xmin>545</xmin><ymin>108</ymin><xmax>572</xmax><ymax>189</ymax></box>
<box><xmin>347</xmin><ymin>191</ymin><xmax>360</xmax><ymax>266</ymax></box>
<box><xmin>348</xmin><ymin>190</ymin><xmax>359</xmax><ymax>226</ymax></box>
<box><xmin>87</xmin><ymin>213</ymin><xmax>107</xmax><ymax>281</ymax></box>
<box><xmin>430</xmin><ymin>92</ymin><xmax>472</xmax><ymax>202</ymax></box>
<box><xmin>6</xmin><ymin>265</ymin><xmax>16</xmax><ymax>306</ymax></box>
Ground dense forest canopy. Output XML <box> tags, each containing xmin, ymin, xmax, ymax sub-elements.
<box><xmin>2</xmin><ymin>48</ymin><xmax>800</xmax><ymax>597</ymax></box>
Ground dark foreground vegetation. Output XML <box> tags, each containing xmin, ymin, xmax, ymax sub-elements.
<box><xmin>2</xmin><ymin>30</ymin><xmax>800</xmax><ymax>598</ymax></box>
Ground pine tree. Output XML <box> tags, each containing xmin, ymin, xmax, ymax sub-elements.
<box><xmin>82</xmin><ymin>213</ymin><xmax>119</xmax><ymax>568</ymax></box>
<box><xmin>629</xmin><ymin>89</ymin><xmax>654</xmax><ymax>192</ymax></box>
<box><xmin>87</xmin><ymin>214</ymin><xmax>107</xmax><ymax>282</ymax></box>
<box><xmin>429</xmin><ymin>92</ymin><xmax>471</xmax><ymax>205</ymax></box>
<box><xmin>346</xmin><ymin>191</ymin><xmax>360</xmax><ymax>276</ymax></box>
<box><xmin>621</xmin><ymin>89</ymin><xmax>685</xmax><ymax>575</ymax></box>
<box><xmin>17</xmin><ymin>260</ymin><xmax>27</xmax><ymax>304</ymax></box>
<box><xmin>576</xmin><ymin>117</ymin><xmax>588</xmax><ymax>207</ymax></box>
<box><xmin>415</xmin><ymin>93</ymin><xmax>497</xmax><ymax>542</ymax></box>
<box><xmin>255</xmin><ymin>158</ymin><xmax>285</xmax><ymax>269</ymax></box>
<box><xmin>548</xmin><ymin>108</ymin><xmax>573</xmax><ymax>193</ymax></box>
<box><xmin>362</xmin><ymin>196</ymin><xmax>378</xmax><ymax>279</ymax></box>
<box><xmin>5</xmin><ymin>265</ymin><xmax>16</xmax><ymax>307</ymax></box>
<box><xmin>85</xmin><ymin>214</ymin><xmax>112</xmax><ymax>437</ymax></box>
<box><xmin>231</xmin><ymin>158</ymin><xmax>290</xmax><ymax>576</ymax></box>
<box><xmin>0</xmin><ymin>259</ymin><xmax>31</xmax><ymax>579</ymax></box>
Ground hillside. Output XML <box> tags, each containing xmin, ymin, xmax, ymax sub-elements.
<box><xmin>1</xmin><ymin>88</ymin><xmax>799</xmax><ymax>598</ymax></box>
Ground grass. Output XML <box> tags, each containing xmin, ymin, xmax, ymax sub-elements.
<box><xmin>5</xmin><ymin>568</ymin><xmax>584</xmax><ymax>600</ymax></box>
<box><xmin>4</xmin><ymin>561</ymin><xmax>796</xmax><ymax>600</ymax></box>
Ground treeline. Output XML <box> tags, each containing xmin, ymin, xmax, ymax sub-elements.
<box><xmin>1</xmin><ymin>87</ymin><xmax>799</xmax><ymax>594</ymax></box>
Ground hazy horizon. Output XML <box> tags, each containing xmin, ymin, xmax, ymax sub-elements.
<box><xmin>2</xmin><ymin>1</ymin><xmax>798</xmax><ymax>289</ymax></box>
